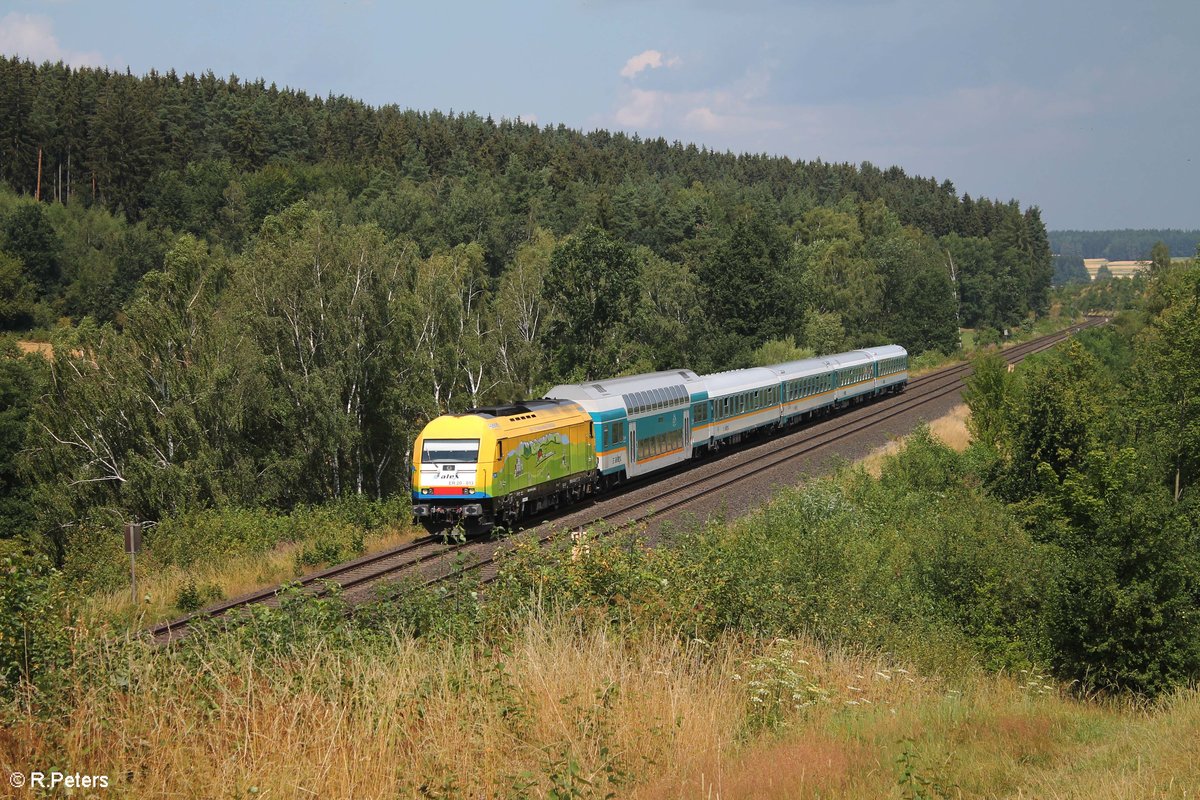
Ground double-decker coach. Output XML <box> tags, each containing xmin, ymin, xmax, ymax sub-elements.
<box><xmin>545</xmin><ymin>370</ymin><xmax>707</xmax><ymax>484</ymax></box>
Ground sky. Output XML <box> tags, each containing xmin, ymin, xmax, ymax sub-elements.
<box><xmin>0</xmin><ymin>0</ymin><xmax>1196</xmax><ymax>231</ymax></box>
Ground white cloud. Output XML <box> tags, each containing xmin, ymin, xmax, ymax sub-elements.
<box><xmin>615</xmin><ymin>88</ymin><xmax>665</xmax><ymax>127</ymax></box>
<box><xmin>619</xmin><ymin>49</ymin><xmax>681</xmax><ymax>79</ymax></box>
<box><xmin>683</xmin><ymin>104</ymin><xmax>783</xmax><ymax>134</ymax></box>
<box><xmin>0</xmin><ymin>13</ymin><xmax>104</xmax><ymax>66</ymax></box>
<box><xmin>613</xmin><ymin>62</ymin><xmax>783</xmax><ymax>136</ymax></box>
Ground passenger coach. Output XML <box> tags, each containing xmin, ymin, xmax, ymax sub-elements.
<box><xmin>545</xmin><ymin>369</ymin><xmax>707</xmax><ymax>483</ymax></box>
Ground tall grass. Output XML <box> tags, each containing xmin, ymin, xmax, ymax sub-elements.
<box><xmin>4</xmin><ymin>614</ymin><xmax>1197</xmax><ymax>798</ymax></box>
<box><xmin>6</xmin><ymin>419</ymin><xmax>1199</xmax><ymax>797</ymax></box>
<box><xmin>82</xmin><ymin>525</ymin><xmax>418</xmax><ymax>628</ymax></box>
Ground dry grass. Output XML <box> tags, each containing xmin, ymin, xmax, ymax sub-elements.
<box><xmin>15</xmin><ymin>340</ymin><xmax>53</xmax><ymax>357</ymax></box>
<box><xmin>928</xmin><ymin>403</ymin><xmax>972</xmax><ymax>451</ymax></box>
<box><xmin>859</xmin><ymin>404</ymin><xmax>971</xmax><ymax>478</ymax></box>
<box><xmin>83</xmin><ymin>526</ymin><xmax>420</xmax><ymax>628</ymax></box>
<box><xmin>5</xmin><ymin>618</ymin><xmax>1198</xmax><ymax>799</ymax></box>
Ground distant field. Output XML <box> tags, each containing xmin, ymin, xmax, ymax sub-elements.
<box><xmin>16</xmin><ymin>340</ymin><xmax>53</xmax><ymax>357</ymax></box>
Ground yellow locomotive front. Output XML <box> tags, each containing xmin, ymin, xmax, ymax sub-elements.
<box><xmin>411</xmin><ymin>414</ymin><xmax>499</xmax><ymax>533</ymax></box>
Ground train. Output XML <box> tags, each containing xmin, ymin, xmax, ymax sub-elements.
<box><xmin>411</xmin><ymin>345</ymin><xmax>908</xmax><ymax>534</ymax></box>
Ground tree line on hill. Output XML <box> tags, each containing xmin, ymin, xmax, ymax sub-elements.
<box><xmin>1050</xmin><ymin>229</ymin><xmax>1200</xmax><ymax>262</ymax></box>
<box><xmin>1052</xmin><ymin>238</ymin><xmax>1186</xmax><ymax>287</ymax></box>
<box><xmin>0</xmin><ymin>56</ymin><xmax>1056</xmax><ymax>561</ymax></box>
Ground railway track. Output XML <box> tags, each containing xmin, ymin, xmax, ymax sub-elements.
<box><xmin>429</xmin><ymin>316</ymin><xmax>1106</xmax><ymax>585</ymax></box>
<box><xmin>148</xmin><ymin>318</ymin><xmax>1105</xmax><ymax>645</ymax></box>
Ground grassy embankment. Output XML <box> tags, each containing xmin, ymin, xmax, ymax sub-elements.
<box><xmin>6</xmin><ymin>616</ymin><xmax>1198</xmax><ymax>799</ymax></box>
<box><xmin>84</xmin><ymin>525</ymin><xmax>420</xmax><ymax>628</ymax></box>
<box><xmin>7</xmin><ymin>403</ymin><xmax>1199</xmax><ymax>799</ymax></box>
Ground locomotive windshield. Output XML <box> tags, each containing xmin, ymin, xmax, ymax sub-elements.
<box><xmin>422</xmin><ymin>439</ymin><xmax>480</xmax><ymax>463</ymax></box>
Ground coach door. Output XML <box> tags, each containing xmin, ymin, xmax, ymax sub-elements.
<box><xmin>626</xmin><ymin>420</ymin><xmax>638</xmax><ymax>476</ymax></box>
<box><xmin>683</xmin><ymin>409</ymin><xmax>693</xmax><ymax>458</ymax></box>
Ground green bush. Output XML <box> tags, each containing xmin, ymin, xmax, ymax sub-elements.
<box><xmin>60</xmin><ymin>515</ymin><xmax>129</xmax><ymax>594</ymax></box>
<box><xmin>0</xmin><ymin>549</ymin><xmax>74</xmax><ymax>702</ymax></box>
<box><xmin>174</xmin><ymin>579</ymin><xmax>226</xmax><ymax>613</ymax></box>
<box><xmin>292</xmin><ymin>517</ymin><xmax>365</xmax><ymax>573</ymax></box>
<box><xmin>880</xmin><ymin>425</ymin><xmax>964</xmax><ymax>492</ymax></box>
